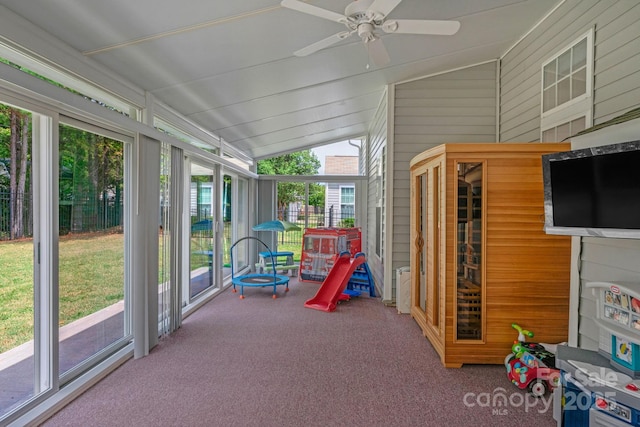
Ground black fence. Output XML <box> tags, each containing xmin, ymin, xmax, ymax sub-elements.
<box><xmin>0</xmin><ymin>191</ymin><xmax>123</xmax><ymax>240</ymax></box>
<box><xmin>0</xmin><ymin>191</ymin><xmax>32</xmax><ymax>240</ymax></box>
<box><xmin>274</xmin><ymin>205</ymin><xmax>355</xmax><ymax>246</ymax></box>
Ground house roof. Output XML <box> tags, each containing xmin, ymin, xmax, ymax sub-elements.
<box><xmin>0</xmin><ymin>0</ymin><xmax>560</xmax><ymax>160</ymax></box>
<box><xmin>574</xmin><ymin>106</ymin><xmax>640</xmax><ymax>138</ymax></box>
<box><xmin>325</xmin><ymin>156</ymin><xmax>358</xmax><ymax>175</ymax></box>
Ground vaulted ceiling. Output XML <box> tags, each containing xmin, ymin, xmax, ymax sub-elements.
<box><xmin>0</xmin><ymin>0</ymin><xmax>559</xmax><ymax>159</ymax></box>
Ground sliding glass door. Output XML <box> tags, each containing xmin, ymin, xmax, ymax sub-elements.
<box><xmin>223</xmin><ymin>174</ymin><xmax>249</xmax><ymax>279</ymax></box>
<box><xmin>57</xmin><ymin>120</ymin><xmax>131</xmax><ymax>379</ymax></box>
<box><xmin>0</xmin><ymin>101</ymin><xmax>133</xmax><ymax>421</ymax></box>
<box><xmin>188</xmin><ymin>162</ymin><xmax>217</xmax><ymax>300</ymax></box>
<box><xmin>0</xmin><ymin>102</ymin><xmax>37</xmax><ymax>417</ymax></box>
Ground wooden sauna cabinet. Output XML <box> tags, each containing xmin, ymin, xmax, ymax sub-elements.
<box><xmin>409</xmin><ymin>143</ymin><xmax>572</xmax><ymax>368</ymax></box>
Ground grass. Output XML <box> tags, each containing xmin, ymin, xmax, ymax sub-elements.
<box><xmin>58</xmin><ymin>233</ymin><xmax>125</xmax><ymax>327</ymax></box>
<box><xmin>0</xmin><ymin>232</ymin><xmax>305</xmax><ymax>354</ymax></box>
<box><xmin>0</xmin><ymin>239</ymin><xmax>35</xmax><ymax>353</ymax></box>
<box><xmin>0</xmin><ymin>233</ymin><xmax>125</xmax><ymax>353</ymax></box>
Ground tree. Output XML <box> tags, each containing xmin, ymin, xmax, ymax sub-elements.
<box><xmin>0</xmin><ymin>105</ymin><xmax>31</xmax><ymax>239</ymax></box>
<box><xmin>308</xmin><ymin>183</ymin><xmax>325</xmax><ymax>209</ymax></box>
<box><xmin>257</xmin><ymin>150</ymin><xmax>321</xmax><ymax>217</ymax></box>
<box><xmin>59</xmin><ymin>124</ymin><xmax>124</xmax><ymax>233</ymax></box>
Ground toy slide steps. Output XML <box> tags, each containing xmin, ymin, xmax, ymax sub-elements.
<box><xmin>304</xmin><ymin>252</ymin><xmax>366</xmax><ymax>312</ymax></box>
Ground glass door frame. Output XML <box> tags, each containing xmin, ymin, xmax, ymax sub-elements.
<box><xmin>183</xmin><ymin>157</ymin><xmax>222</xmax><ymax>311</ymax></box>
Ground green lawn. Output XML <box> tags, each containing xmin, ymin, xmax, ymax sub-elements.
<box><xmin>0</xmin><ymin>239</ymin><xmax>34</xmax><ymax>352</ymax></box>
<box><xmin>0</xmin><ymin>233</ymin><xmax>125</xmax><ymax>353</ymax></box>
<box><xmin>0</xmin><ymin>233</ymin><xmax>304</xmax><ymax>354</ymax></box>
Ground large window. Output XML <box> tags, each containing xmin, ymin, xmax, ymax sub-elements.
<box><xmin>0</xmin><ymin>103</ymin><xmax>36</xmax><ymax>418</ymax></box>
<box><xmin>0</xmin><ymin>101</ymin><xmax>133</xmax><ymax>421</ymax></box>
<box><xmin>541</xmin><ymin>30</ymin><xmax>593</xmax><ymax>140</ymax></box>
<box><xmin>58</xmin><ymin>121</ymin><xmax>130</xmax><ymax>379</ymax></box>
<box><xmin>340</xmin><ymin>186</ymin><xmax>355</xmax><ymax>219</ymax></box>
<box><xmin>374</xmin><ymin>149</ymin><xmax>385</xmax><ymax>258</ymax></box>
<box><xmin>234</xmin><ymin>176</ymin><xmax>249</xmax><ymax>273</ymax></box>
<box><xmin>188</xmin><ymin>162</ymin><xmax>216</xmax><ymax>300</ymax></box>
<box><xmin>542</xmin><ymin>38</ymin><xmax>588</xmax><ymax>112</ymax></box>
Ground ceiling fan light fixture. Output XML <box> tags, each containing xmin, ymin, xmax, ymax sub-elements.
<box><xmin>357</xmin><ymin>22</ymin><xmax>376</xmax><ymax>42</ymax></box>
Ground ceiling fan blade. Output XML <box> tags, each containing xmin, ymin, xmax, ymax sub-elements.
<box><xmin>280</xmin><ymin>0</ymin><xmax>346</xmax><ymax>23</ymax></box>
<box><xmin>382</xmin><ymin>19</ymin><xmax>460</xmax><ymax>35</ymax></box>
<box><xmin>367</xmin><ymin>0</ymin><xmax>403</xmax><ymax>20</ymax></box>
<box><xmin>366</xmin><ymin>38</ymin><xmax>390</xmax><ymax>67</ymax></box>
<box><xmin>294</xmin><ymin>31</ymin><xmax>353</xmax><ymax>57</ymax></box>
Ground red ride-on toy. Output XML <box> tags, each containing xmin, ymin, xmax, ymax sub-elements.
<box><xmin>504</xmin><ymin>323</ymin><xmax>561</xmax><ymax>398</ymax></box>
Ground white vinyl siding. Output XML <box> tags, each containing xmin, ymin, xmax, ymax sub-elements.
<box><xmin>391</xmin><ymin>62</ymin><xmax>497</xmax><ymax>277</ymax></box>
<box><xmin>500</xmin><ymin>0</ymin><xmax>640</xmax><ymax>348</ymax></box>
<box><xmin>365</xmin><ymin>89</ymin><xmax>388</xmax><ymax>299</ymax></box>
<box><xmin>501</xmin><ymin>0</ymin><xmax>640</xmax><ymax>141</ymax></box>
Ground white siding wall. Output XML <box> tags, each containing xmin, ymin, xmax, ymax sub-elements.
<box><xmin>366</xmin><ymin>90</ymin><xmax>388</xmax><ymax>299</ymax></box>
<box><xmin>569</xmin><ymin>119</ymin><xmax>640</xmax><ymax>349</ymax></box>
<box><xmin>500</xmin><ymin>0</ymin><xmax>640</xmax><ymax>348</ymax></box>
<box><xmin>391</xmin><ymin>62</ymin><xmax>498</xmax><ymax>276</ymax></box>
<box><xmin>500</xmin><ymin>0</ymin><xmax>640</xmax><ymax>141</ymax></box>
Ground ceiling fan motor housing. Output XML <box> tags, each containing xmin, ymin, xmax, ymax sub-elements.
<box><xmin>357</xmin><ymin>22</ymin><xmax>376</xmax><ymax>41</ymax></box>
<box><xmin>345</xmin><ymin>0</ymin><xmax>377</xmax><ymax>22</ymax></box>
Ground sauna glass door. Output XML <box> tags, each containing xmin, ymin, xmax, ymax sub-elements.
<box><xmin>411</xmin><ymin>164</ymin><xmax>441</xmax><ymax>335</ymax></box>
<box><xmin>412</xmin><ymin>172</ymin><xmax>427</xmax><ymax>320</ymax></box>
<box><xmin>455</xmin><ymin>162</ymin><xmax>483</xmax><ymax>340</ymax></box>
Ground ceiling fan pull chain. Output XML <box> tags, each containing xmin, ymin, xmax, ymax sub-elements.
<box><xmin>366</xmin><ymin>42</ymin><xmax>371</xmax><ymax>69</ymax></box>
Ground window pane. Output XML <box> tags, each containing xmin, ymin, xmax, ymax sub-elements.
<box><xmin>235</xmin><ymin>178</ymin><xmax>249</xmax><ymax>271</ymax></box>
<box><xmin>340</xmin><ymin>187</ymin><xmax>354</xmax><ymax>204</ymax></box>
<box><xmin>556</xmin><ymin>122</ymin><xmax>571</xmax><ymax>142</ymax></box>
<box><xmin>222</xmin><ymin>175</ymin><xmax>232</xmax><ymax>277</ymax></box>
<box><xmin>557</xmin><ymin>77</ymin><xmax>571</xmax><ymax>105</ymax></box>
<box><xmin>58</xmin><ymin>123</ymin><xmax>126</xmax><ymax>377</ymax></box>
<box><xmin>571</xmin><ymin>116</ymin><xmax>586</xmax><ymax>134</ymax></box>
<box><xmin>543</xmin><ymin>86</ymin><xmax>556</xmax><ymax>112</ymax></box>
<box><xmin>543</xmin><ymin>61</ymin><xmax>556</xmax><ymax>88</ymax></box>
<box><xmin>457</xmin><ymin>162</ymin><xmax>483</xmax><ymax>341</ymax></box>
<box><xmin>542</xmin><ymin>128</ymin><xmax>556</xmax><ymax>141</ymax></box>
<box><xmin>189</xmin><ymin>164</ymin><xmax>215</xmax><ymax>299</ymax></box>
<box><xmin>573</xmin><ymin>38</ymin><xmax>587</xmax><ymax>69</ymax></box>
<box><xmin>572</xmin><ymin>67</ymin><xmax>587</xmax><ymax>98</ymax></box>
<box><xmin>558</xmin><ymin>50</ymin><xmax>571</xmax><ymax>79</ymax></box>
<box><xmin>0</xmin><ymin>105</ymin><xmax>37</xmax><ymax>417</ymax></box>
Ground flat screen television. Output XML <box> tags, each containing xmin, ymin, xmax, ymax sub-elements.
<box><xmin>542</xmin><ymin>140</ymin><xmax>640</xmax><ymax>239</ymax></box>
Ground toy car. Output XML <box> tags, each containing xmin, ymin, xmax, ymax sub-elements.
<box><xmin>504</xmin><ymin>323</ymin><xmax>561</xmax><ymax>397</ymax></box>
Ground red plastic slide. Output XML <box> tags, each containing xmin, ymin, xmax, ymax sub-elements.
<box><xmin>304</xmin><ymin>252</ymin><xmax>366</xmax><ymax>312</ymax></box>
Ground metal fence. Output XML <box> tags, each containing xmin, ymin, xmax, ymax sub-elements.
<box><xmin>274</xmin><ymin>205</ymin><xmax>355</xmax><ymax>245</ymax></box>
<box><xmin>0</xmin><ymin>191</ymin><xmax>33</xmax><ymax>240</ymax></box>
<box><xmin>0</xmin><ymin>191</ymin><xmax>123</xmax><ymax>240</ymax></box>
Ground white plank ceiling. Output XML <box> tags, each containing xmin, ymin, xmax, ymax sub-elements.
<box><xmin>0</xmin><ymin>0</ymin><xmax>559</xmax><ymax>159</ymax></box>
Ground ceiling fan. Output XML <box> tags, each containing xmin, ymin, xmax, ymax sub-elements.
<box><xmin>280</xmin><ymin>0</ymin><xmax>460</xmax><ymax>66</ymax></box>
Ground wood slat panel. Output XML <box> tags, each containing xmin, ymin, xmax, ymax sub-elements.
<box><xmin>410</xmin><ymin>143</ymin><xmax>571</xmax><ymax>367</ymax></box>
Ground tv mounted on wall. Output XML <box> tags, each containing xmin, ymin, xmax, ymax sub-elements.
<box><xmin>542</xmin><ymin>140</ymin><xmax>640</xmax><ymax>239</ymax></box>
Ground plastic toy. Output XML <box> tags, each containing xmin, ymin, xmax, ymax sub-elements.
<box><xmin>229</xmin><ymin>236</ymin><xmax>289</xmax><ymax>299</ymax></box>
<box><xmin>504</xmin><ymin>323</ymin><xmax>561</xmax><ymax>397</ymax></box>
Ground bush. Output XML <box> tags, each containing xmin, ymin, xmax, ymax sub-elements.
<box><xmin>339</xmin><ymin>218</ymin><xmax>355</xmax><ymax>228</ymax></box>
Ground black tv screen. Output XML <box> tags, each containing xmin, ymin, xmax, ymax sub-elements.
<box><xmin>542</xmin><ymin>140</ymin><xmax>640</xmax><ymax>238</ymax></box>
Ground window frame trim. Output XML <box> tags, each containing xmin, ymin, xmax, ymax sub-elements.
<box><xmin>540</xmin><ymin>28</ymin><xmax>594</xmax><ymax>132</ymax></box>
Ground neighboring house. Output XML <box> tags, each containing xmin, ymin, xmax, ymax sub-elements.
<box><xmin>324</xmin><ymin>155</ymin><xmax>358</xmax><ymax>227</ymax></box>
